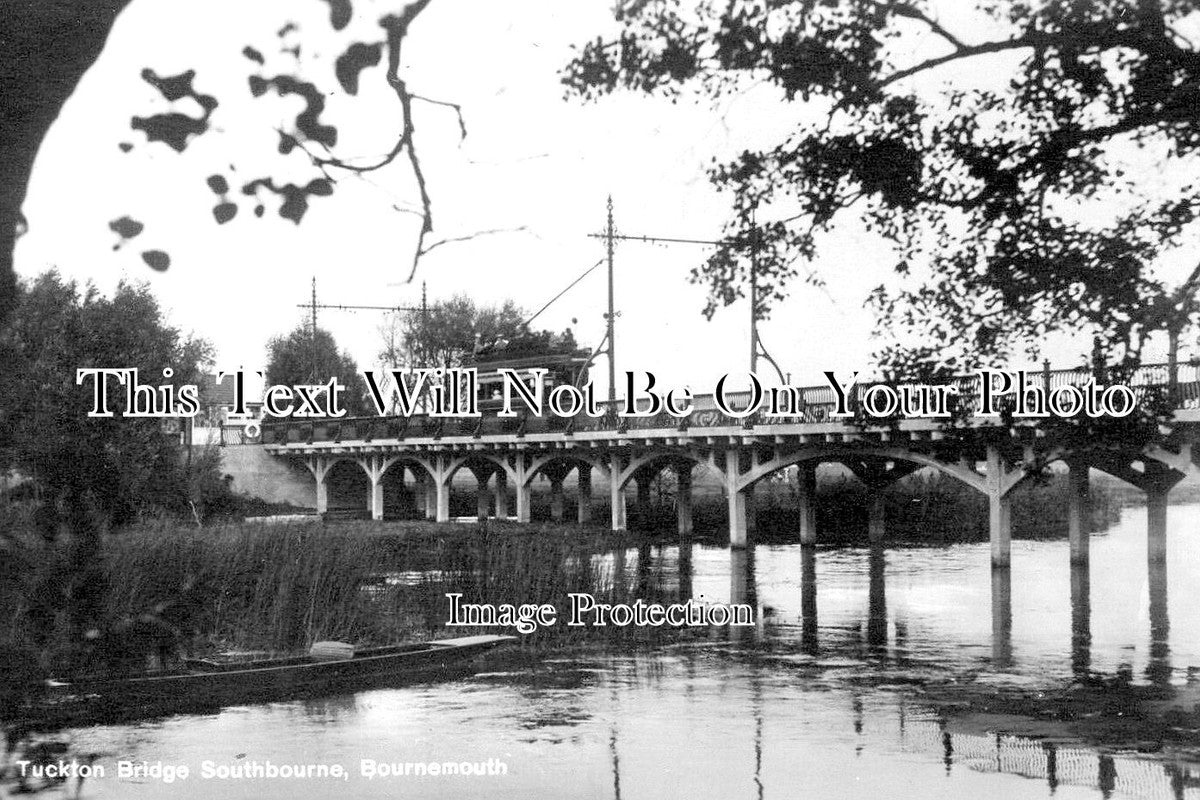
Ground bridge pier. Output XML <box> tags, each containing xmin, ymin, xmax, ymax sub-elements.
<box><xmin>316</xmin><ymin>475</ymin><xmax>329</xmax><ymax>515</ymax></box>
<box><xmin>986</xmin><ymin>446</ymin><xmax>1013</xmax><ymax>568</ymax></box>
<box><xmin>797</xmin><ymin>463</ymin><xmax>817</xmax><ymax>547</ymax></box>
<box><xmin>610</xmin><ymin>455</ymin><xmax>627</xmax><ymax>531</ymax></box>
<box><xmin>578</xmin><ymin>466</ymin><xmax>592</xmax><ymax>524</ymax></box>
<box><xmin>435</xmin><ymin>480</ymin><xmax>450</xmax><ymax>522</ymax></box>
<box><xmin>726</xmin><ymin>449</ymin><xmax>749</xmax><ymax>548</ymax></box>
<box><xmin>370</xmin><ymin>471</ymin><xmax>385</xmax><ymax>521</ymax></box>
<box><xmin>516</xmin><ymin>482</ymin><xmax>531</xmax><ymax>524</ymax></box>
<box><xmin>675</xmin><ymin>462</ymin><xmax>693</xmax><ymax>536</ymax></box>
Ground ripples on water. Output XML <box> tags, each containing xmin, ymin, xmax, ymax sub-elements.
<box><xmin>34</xmin><ymin>504</ymin><xmax>1200</xmax><ymax>799</ymax></box>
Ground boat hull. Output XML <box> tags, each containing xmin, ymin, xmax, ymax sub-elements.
<box><xmin>30</xmin><ymin>635</ymin><xmax>515</xmax><ymax>726</ymax></box>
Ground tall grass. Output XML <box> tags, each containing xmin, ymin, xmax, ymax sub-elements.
<box><xmin>95</xmin><ymin>520</ymin><xmax>671</xmax><ymax>656</ymax></box>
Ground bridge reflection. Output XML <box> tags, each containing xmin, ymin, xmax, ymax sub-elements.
<box><xmin>631</xmin><ymin>541</ymin><xmax>1191</xmax><ymax>798</ymax></box>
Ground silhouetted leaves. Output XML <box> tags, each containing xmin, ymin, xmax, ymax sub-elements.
<box><xmin>212</xmin><ymin>202</ymin><xmax>237</xmax><ymax>224</ymax></box>
<box><xmin>242</xmin><ymin>46</ymin><xmax>264</xmax><ymax>65</ymax></box>
<box><xmin>118</xmin><ymin>142</ymin><xmax>133</xmax><ymax>153</ymax></box>
<box><xmin>335</xmin><ymin>42</ymin><xmax>382</xmax><ymax>94</ymax></box>
<box><xmin>108</xmin><ymin>216</ymin><xmax>144</xmax><ymax>247</ymax></box>
<box><xmin>318</xmin><ymin>0</ymin><xmax>352</xmax><ymax>30</ymax></box>
<box><xmin>141</xmin><ymin>250</ymin><xmax>170</xmax><ymax>271</ymax></box>
<box><xmin>241</xmin><ymin>178</ymin><xmax>333</xmax><ymax>223</ymax></box>
<box><xmin>246</xmin><ymin>74</ymin><xmax>336</xmax><ymax>148</ymax></box>
<box><xmin>565</xmin><ymin>1</ymin><xmax>1200</xmax><ymax>370</ymax></box>
<box><xmin>206</xmin><ymin>175</ymin><xmax>229</xmax><ymax>194</ymax></box>
<box><xmin>130</xmin><ymin>69</ymin><xmax>217</xmax><ymax>152</ymax></box>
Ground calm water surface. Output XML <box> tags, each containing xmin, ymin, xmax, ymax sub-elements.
<box><xmin>43</xmin><ymin>503</ymin><xmax>1200</xmax><ymax>799</ymax></box>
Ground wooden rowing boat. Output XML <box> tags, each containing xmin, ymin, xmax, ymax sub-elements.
<box><xmin>34</xmin><ymin>634</ymin><xmax>516</xmax><ymax>724</ymax></box>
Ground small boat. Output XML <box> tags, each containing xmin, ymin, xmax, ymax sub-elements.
<box><xmin>33</xmin><ymin>634</ymin><xmax>516</xmax><ymax>725</ymax></box>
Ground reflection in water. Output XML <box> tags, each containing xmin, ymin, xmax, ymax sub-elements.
<box><xmin>1148</xmin><ymin>555</ymin><xmax>1171</xmax><ymax>687</ymax></box>
<box><xmin>677</xmin><ymin>539</ymin><xmax>693</xmax><ymax>603</ymax></box>
<box><xmin>801</xmin><ymin>546</ymin><xmax>818</xmax><ymax>656</ymax></box>
<box><xmin>730</xmin><ymin>547</ymin><xmax>759</xmax><ymax>644</ymax></box>
<box><xmin>991</xmin><ymin>566</ymin><xmax>1013</xmax><ymax>668</ymax></box>
<box><xmin>636</xmin><ymin>543</ymin><xmax>653</xmax><ymax>597</ymax></box>
<box><xmin>46</xmin><ymin>505</ymin><xmax>1200</xmax><ymax>800</ymax></box>
<box><xmin>867</xmin><ymin>546</ymin><xmax>887</xmax><ymax>653</ymax></box>
<box><xmin>1071</xmin><ymin>563</ymin><xmax>1091</xmax><ymax>678</ymax></box>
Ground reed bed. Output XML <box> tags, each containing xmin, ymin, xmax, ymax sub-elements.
<box><xmin>96</xmin><ymin>520</ymin><xmax>672</xmax><ymax>656</ymax></box>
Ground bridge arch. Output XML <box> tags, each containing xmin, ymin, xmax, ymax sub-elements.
<box><xmin>524</xmin><ymin>453</ymin><xmax>610</xmax><ymax>487</ymax></box>
<box><xmin>736</xmin><ymin>447</ymin><xmax>988</xmax><ymax>495</ymax></box>
<box><xmin>616</xmin><ymin>450</ymin><xmax>724</xmax><ymax>491</ymax></box>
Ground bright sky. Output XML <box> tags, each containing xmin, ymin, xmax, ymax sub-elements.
<box><xmin>16</xmin><ymin>0</ymin><xmax>1191</xmax><ymax>396</ymax></box>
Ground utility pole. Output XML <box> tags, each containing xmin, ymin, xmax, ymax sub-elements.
<box><xmin>310</xmin><ymin>276</ymin><xmax>318</xmax><ymax>383</ymax></box>
<box><xmin>296</xmin><ymin>280</ymin><xmax>423</xmax><ymax>380</ymax></box>
<box><xmin>749</xmin><ymin>213</ymin><xmax>760</xmax><ymax>375</ymax></box>
<box><xmin>605</xmin><ymin>196</ymin><xmax>616</xmax><ymax>404</ymax></box>
<box><xmin>590</xmin><ymin>219</ymin><xmax>785</xmax><ymax>383</ymax></box>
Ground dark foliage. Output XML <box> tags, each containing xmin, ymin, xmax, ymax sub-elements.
<box><xmin>565</xmin><ymin>0</ymin><xmax>1200</xmax><ymax>370</ymax></box>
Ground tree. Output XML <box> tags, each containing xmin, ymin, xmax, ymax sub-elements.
<box><xmin>564</xmin><ymin>1</ymin><xmax>1200</xmax><ymax>372</ymax></box>
<box><xmin>265</xmin><ymin>323</ymin><xmax>372</xmax><ymax>416</ymax></box>
<box><xmin>0</xmin><ymin>0</ymin><xmax>466</xmax><ymax>331</ymax></box>
<box><xmin>380</xmin><ymin>295</ymin><xmax>524</xmax><ymax>368</ymax></box>
<box><xmin>0</xmin><ymin>272</ymin><xmax>213</xmax><ymax>526</ymax></box>
<box><xmin>0</xmin><ymin>273</ymin><xmax>213</xmax><ymax>676</ymax></box>
<box><xmin>378</xmin><ymin>294</ymin><xmax>580</xmax><ymax>369</ymax></box>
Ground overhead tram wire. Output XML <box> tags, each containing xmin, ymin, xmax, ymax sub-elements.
<box><xmin>590</xmin><ymin>210</ymin><xmax>791</xmax><ymax>385</ymax></box>
<box><xmin>521</xmin><ymin>258</ymin><xmax>605</xmax><ymax>330</ymax></box>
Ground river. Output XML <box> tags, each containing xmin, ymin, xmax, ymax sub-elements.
<box><xmin>27</xmin><ymin>502</ymin><xmax>1200</xmax><ymax>799</ymax></box>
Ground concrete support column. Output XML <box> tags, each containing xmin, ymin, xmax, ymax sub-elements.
<box><xmin>610</xmin><ymin>455</ymin><xmax>626</xmax><ymax>532</ymax></box>
<box><xmin>549</xmin><ymin>479</ymin><xmax>565</xmax><ymax>522</ymax></box>
<box><xmin>610</xmin><ymin>481</ymin><xmax>627</xmax><ymax>532</ymax></box>
<box><xmin>577</xmin><ymin>466</ymin><xmax>592</xmax><ymax>524</ymax></box>
<box><xmin>435</xmin><ymin>458</ymin><xmax>451</xmax><ymax>523</ymax></box>
<box><xmin>1147</xmin><ymin>486</ymin><xmax>1168</xmax><ymax>564</ymax></box>
<box><xmin>867</xmin><ymin>494</ymin><xmax>885</xmax><ymax>544</ymax></box>
<box><xmin>1067</xmin><ymin>461</ymin><xmax>1090</xmax><ymax>564</ymax></box>
<box><xmin>986</xmin><ymin>446</ymin><xmax>1011</xmax><ymax>568</ymax></box>
<box><xmin>515</xmin><ymin>463</ymin><xmax>532</xmax><ymax>524</ymax></box>
<box><xmin>797</xmin><ymin>462</ymin><xmax>817</xmax><ymax>546</ymax></box>
<box><xmin>675</xmin><ymin>463</ymin><xmax>693</xmax><ymax>536</ymax></box>
<box><xmin>493</xmin><ymin>472</ymin><xmax>508</xmax><ymax>519</ymax></box>
<box><xmin>370</xmin><ymin>476</ymin><xmax>384</xmax><ymax>521</ymax></box>
<box><xmin>727</xmin><ymin>449</ymin><xmax>748</xmax><ymax>548</ymax></box>
<box><xmin>315</xmin><ymin>471</ymin><xmax>329</xmax><ymax>515</ymax></box>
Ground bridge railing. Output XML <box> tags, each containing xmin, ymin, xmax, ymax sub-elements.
<box><xmin>259</xmin><ymin>362</ymin><xmax>1200</xmax><ymax>445</ymax></box>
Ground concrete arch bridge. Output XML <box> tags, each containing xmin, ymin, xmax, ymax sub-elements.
<box><xmin>261</xmin><ymin>364</ymin><xmax>1200</xmax><ymax>568</ymax></box>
